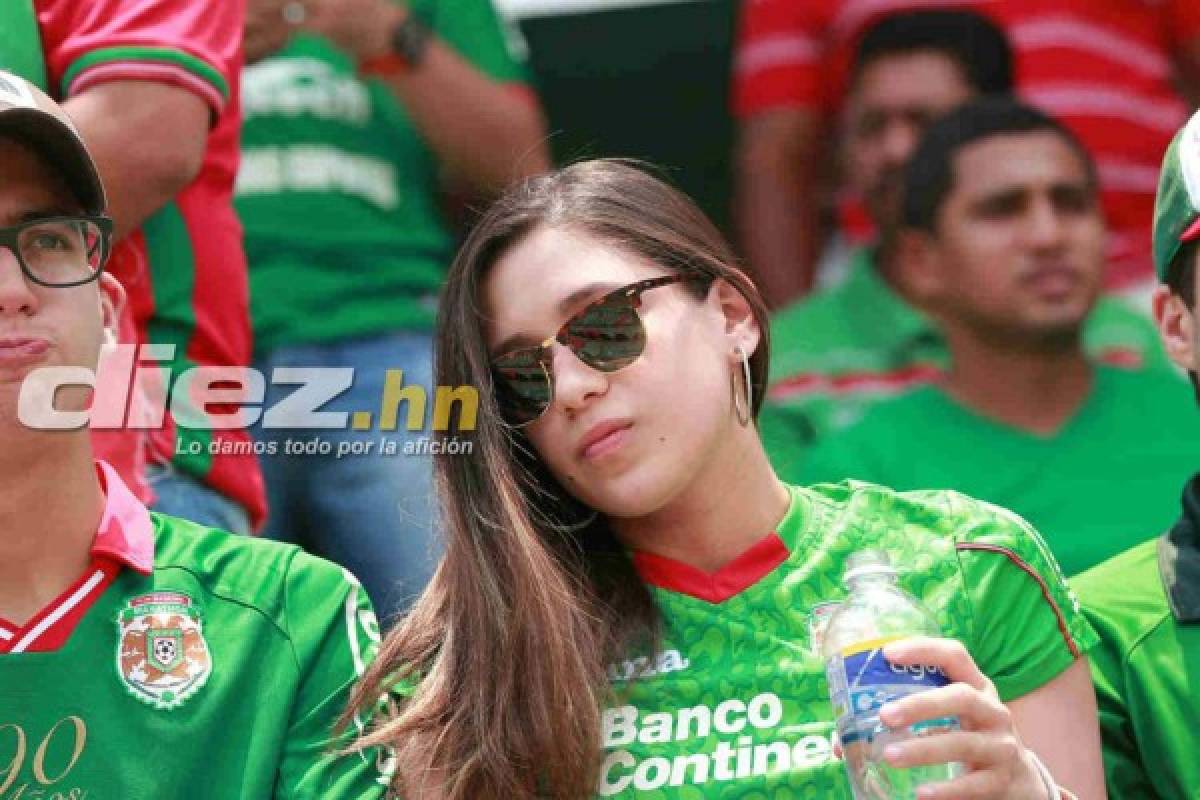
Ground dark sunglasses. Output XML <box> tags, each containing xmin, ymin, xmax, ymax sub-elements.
<box><xmin>491</xmin><ymin>274</ymin><xmax>705</xmax><ymax>426</ymax></box>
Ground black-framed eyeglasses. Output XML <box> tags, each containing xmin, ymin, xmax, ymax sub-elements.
<box><xmin>0</xmin><ymin>215</ymin><xmax>113</xmax><ymax>288</ymax></box>
<box><xmin>491</xmin><ymin>274</ymin><xmax>705</xmax><ymax>427</ymax></box>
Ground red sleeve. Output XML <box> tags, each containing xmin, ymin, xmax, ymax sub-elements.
<box><xmin>1167</xmin><ymin>0</ymin><xmax>1200</xmax><ymax>47</ymax></box>
<box><xmin>35</xmin><ymin>0</ymin><xmax>243</xmax><ymax>114</ymax></box>
<box><xmin>731</xmin><ymin>0</ymin><xmax>828</xmax><ymax>118</ymax></box>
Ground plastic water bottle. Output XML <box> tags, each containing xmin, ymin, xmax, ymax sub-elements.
<box><xmin>822</xmin><ymin>550</ymin><xmax>963</xmax><ymax>799</ymax></box>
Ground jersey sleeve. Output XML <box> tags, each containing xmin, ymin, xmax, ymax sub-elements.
<box><xmin>1166</xmin><ymin>0</ymin><xmax>1200</xmax><ymax>49</ymax></box>
<box><xmin>35</xmin><ymin>0</ymin><xmax>239</xmax><ymax>114</ymax></box>
<box><xmin>731</xmin><ymin>0</ymin><xmax>824</xmax><ymax>117</ymax></box>
<box><xmin>275</xmin><ymin>552</ymin><xmax>391</xmax><ymax>800</ymax></box>
<box><xmin>423</xmin><ymin>0</ymin><xmax>531</xmax><ymax>86</ymax></box>
<box><xmin>1074</xmin><ymin>607</ymin><xmax>1159</xmax><ymax>797</ymax></box>
<box><xmin>951</xmin><ymin>498</ymin><xmax>1098</xmax><ymax>702</ymax></box>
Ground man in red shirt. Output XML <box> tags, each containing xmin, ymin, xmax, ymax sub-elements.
<box><xmin>0</xmin><ymin>0</ymin><xmax>266</xmax><ymax>534</ymax></box>
<box><xmin>734</xmin><ymin>0</ymin><xmax>1200</xmax><ymax>308</ymax></box>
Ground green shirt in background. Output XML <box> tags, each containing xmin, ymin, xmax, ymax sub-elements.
<box><xmin>1072</xmin><ymin>475</ymin><xmax>1200</xmax><ymax>799</ymax></box>
<box><xmin>235</xmin><ymin>0</ymin><xmax>529</xmax><ymax>354</ymax></box>
<box><xmin>760</xmin><ymin>248</ymin><xmax>1173</xmax><ymax>457</ymax></box>
<box><xmin>791</xmin><ymin>367</ymin><xmax>1200</xmax><ymax>576</ymax></box>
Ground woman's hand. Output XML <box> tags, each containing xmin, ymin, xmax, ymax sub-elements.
<box><xmin>877</xmin><ymin>636</ymin><xmax>1050</xmax><ymax>800</ymax></box>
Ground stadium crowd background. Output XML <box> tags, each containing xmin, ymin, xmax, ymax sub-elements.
<box><xmin>2</xmin><ymin>0</ymin><xmax>1199</xmax><ymax>796</ymax></box>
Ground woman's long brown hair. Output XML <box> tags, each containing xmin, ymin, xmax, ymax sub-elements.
<box><xmin>344</xmin><ymin>160</ymin><xmax>771</xmax><ymax>798</ymax></box>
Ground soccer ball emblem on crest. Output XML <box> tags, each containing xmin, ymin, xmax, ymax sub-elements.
<box><xmin>117</xmin><ymin>592</ymin><xmax>212</xmax><ymax>710</ymax></box>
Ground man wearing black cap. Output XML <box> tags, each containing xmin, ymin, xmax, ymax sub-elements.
<box><xmin>0</xmin><ymin>70</ymin><xmax>386</xmax><ymax>799</ymax></box>
<box><xmin>1071</xmin><ymin>109</ymin><xmax>1200</xmax><ymax>799</ymax></box>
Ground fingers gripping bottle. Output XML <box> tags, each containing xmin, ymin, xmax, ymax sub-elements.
<box><xmin>822</xmin><ymin>550</ymin><xmax>963</xmax><ymax>799</ymax></box>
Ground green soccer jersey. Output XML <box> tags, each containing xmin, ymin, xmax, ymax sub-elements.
<box><xmin>1071</xmin><ymin>475</ymin><xmax>1200</xmax><ymax>800</ymax></box>
<box><xmin>791</xmin><ymin>366</ymin><xmax>1200</xmax><ymax>576</ymax></box>
<box><xmin>235</xmin><ymin>0</ymin><xmax>530</xmax><ymax>353</ymax></box>
<box><xmin>594</xmin><ymin>481</ymin><xmax>1095</xmax><ymax>798</ymax></box>
<box><xmin>760</xmin><ymin>248</ymin><xmax>1174</xmax><ymax>457</ymax></box>
<box><xmin>0</xmin><ymin>465</ymin><xmax>389</xmax><ymax>799</ymax></box>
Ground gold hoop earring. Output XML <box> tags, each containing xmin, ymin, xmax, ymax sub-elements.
<box><xmin>732</xmin><ymin>343</ymin><xmax>753</xmax><ymax>427</ymax></box>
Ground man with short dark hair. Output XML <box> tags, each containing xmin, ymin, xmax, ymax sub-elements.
<box><xmin>0</xmin><ymin>71</ymin><xmax>386</xmax><ymax>799</ymax></box>
<box><xmin>794</xmin><ymin>98</ymin><xmax>1200</xmax><ymax>577</ymax></box>
<box><xmin>1072</xmin><ymin>110</ymin><xmax>1200</xmax><ymax>799</ymax></box>
<box><xmin>760</xmin><ymin>11</ymin><xmax>1169</xmax><ymax>477</ymax></box>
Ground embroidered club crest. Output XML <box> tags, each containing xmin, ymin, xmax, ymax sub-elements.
<box><xmin>117</xmin><ymin>592</ymin><xmax>211</xmax><ymax>710</ymax></box>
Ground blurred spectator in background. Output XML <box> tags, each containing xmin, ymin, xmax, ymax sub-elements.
<box><xmin>734</xmin><ymin>0</ymin><xmax>1200</xmax><ymax>308</ymax></box>
<box><xmin>1074</xmin><ymin>109</ymin><xmax>1200</xmax><ymax>800</ymax></box>
<box><xmin>0</xmin><ymin>0</ymin><xmax>265</xmax><ymax>535</ymax></box>
<box><xmin>759</xmin><ymin>11</ymin><xmax>1168</xmax><ymax>461</ymax></box>
<box><xmin>793</xmin><ymin>99</ymin><xmax>1200</xmax><ymax>577</ymax></box>
<box><xmin>238</xmin><ymin>0</ymin><xmax>550</xmax><ymax>620</ymax></box>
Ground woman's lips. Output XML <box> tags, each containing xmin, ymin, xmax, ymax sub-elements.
<box><xmin>0</xmin><ymin>338</ymin><xmax>50</xmax><ymax>368</ymax></box>
<box><xmin>579</xmin><ymin>420</ymin><xmax>633</xmax><ymax>461</ymax></box>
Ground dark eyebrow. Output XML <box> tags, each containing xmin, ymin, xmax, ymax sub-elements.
<box><xmin>968</xmin><ymin>186</ymin><xmax>1026</xmax><ymax>212</ymax></box>
<box><xmin>491</xmin><ymin>282</ymin><xmax>623</xmax><ymax>359</ymax></box>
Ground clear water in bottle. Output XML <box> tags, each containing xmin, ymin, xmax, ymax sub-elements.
<box><xmin>821</xmin><ymin>550</ymin><xmax>963</xmax><ymax>799</ymax></box>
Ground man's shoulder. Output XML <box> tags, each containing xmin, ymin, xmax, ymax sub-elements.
<box><xmin>800</xmin><ymin>479</ymin><xmax>1035</xmax><ymax>543</ymax></box>
<box><xmin>149</xmin><ymin>512</ymin><xmax>349</xmax><ymax>622</ymax></box>
<box><xmin>1073</xmin><ymin>539</ymin><xmax>1166</xmax><ymax>615</ymax></box>
<box><xmin>1072</xmin><ymin>539</ymin><xmax>1172</xmax><ymax>650</ymax></box>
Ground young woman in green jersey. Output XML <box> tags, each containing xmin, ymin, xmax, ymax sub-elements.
<box><xmin>347</xmin><ymin>160</ymin><xmax>1105</xmax><ymax>799</ymax></box>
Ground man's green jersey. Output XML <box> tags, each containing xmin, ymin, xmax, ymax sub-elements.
<box><xmin>791</xmin><ymin>366</ymin><xmax>1200</xmax><ymax>576</ymax></box>
<box><xmin>593</xmin><ymin>481</ymin><xmax>1095</xmax><ymax>798</ymax></box>
<box><xmin>760</xmin><ymin>248</ymin><xmax>1173</xmax><ymax>456</ymax></box>
<box><xmin>1072</xmin><ymin>474</ymin><xmax>1200</xmax><ymax>800</ymax></box>
<box><xmin>235</xmin><ymin>0</ymin><xmax>530</xmax><ymax>354</ymax></box>
<box><xmin>0</xmin><ymin>463</ymin><xmax>388</xmax><ymax>799</ymax></box>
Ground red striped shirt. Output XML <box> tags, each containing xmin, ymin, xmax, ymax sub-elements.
<box><xmin>733</xmin><ymin>0</ymin><xmax>1200</xmax><ymax>290</ymax></box>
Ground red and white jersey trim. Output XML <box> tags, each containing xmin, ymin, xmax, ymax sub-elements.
<box><xmin>0</xmin><ymin>562</ymin><xmax>118</xmax><ymax>654</ymax></box>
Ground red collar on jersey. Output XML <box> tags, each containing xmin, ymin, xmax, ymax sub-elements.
<box><xmin>0</xmin><ymin>461</ymin><xmax>154</xmax><ymax>653</ymax></box>
<box><xmin>632</xmin><ymin>532</ymin><xmax>790</xmax><ymax>604</ymax></box>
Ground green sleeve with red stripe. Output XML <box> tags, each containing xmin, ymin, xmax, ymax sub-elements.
<box><xmin>950</xmin><ymin>496</ymin><xmax>1099</xmax><ymax>701</ymax></box>
<box><xmin>36</xmin><ymin>0</ymin><xmax>238</xmax><ymax>111</ymax></box>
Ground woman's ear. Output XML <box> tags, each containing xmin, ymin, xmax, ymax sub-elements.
<box><xmin>710</xmin><ymin>277</ymin><xmax>762</xmax><ymax>360</ymax></box>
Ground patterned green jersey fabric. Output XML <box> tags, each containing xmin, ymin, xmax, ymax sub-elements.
<box><xmin>0</xmin><ymin>514</ymin><xmax>390</xmax><ymax>799</ymax></box>
<box><xmin>235</xmin><ymin>0</ymin><xmax>530</xmax><ymax>353</ymax></box>
<box><xmin>596</xmin><ymin>482</ymin><xmax>1096</xmax><ymax>798</ymax></box>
